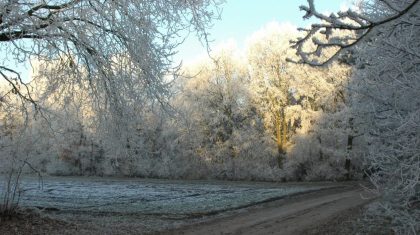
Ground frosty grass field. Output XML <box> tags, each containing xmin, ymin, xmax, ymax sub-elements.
<box><xmin>3</xmin><ymin>177</ymin><xmax>327</xmax><ymax>217</ymax></box>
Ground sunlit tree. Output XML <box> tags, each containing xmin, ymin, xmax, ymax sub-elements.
<box><xmin>176</xmin><ymin>44</ymin><xmax>279</xmax><ymax>180</ymax></box>
<box><xmin>246</xmin><ymin>23</ymin><xmax>297</xmax><ymax>167</ymax></box>
<box><xmin>247</xmin><ymin>22</ymin><xmax>352</xmax><ymax>175</ymax></box>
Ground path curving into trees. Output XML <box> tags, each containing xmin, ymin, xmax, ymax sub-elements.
<box><xmin>162</xmin><ymin>184</ymin><xmax>375</xmax><ymax>235</ymax></box>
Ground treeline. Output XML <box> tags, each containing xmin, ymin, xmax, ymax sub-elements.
<box><xmin>0</xmin><ymin>23</ymin><xmax>363</xmax><ymax>181</ymax></box>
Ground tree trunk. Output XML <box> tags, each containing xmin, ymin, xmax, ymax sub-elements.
<box><xmin>317</xmin><ymin>135</ymin><xmax>323</xmax><ymax>160</ymax></box>
<box><xmin>345</xmin><ymin>118</ymin><xmax>354</xmax><ymax>180</ymax></box>
<box><xmin>275</xmin><ymin>112</ymin><xmax>284</xmax><ymax>168</ymax></box>
<box><xmin>281</xmin><ymin>108</ymin><xmax>287</xmax><ymax>151</ymax></box>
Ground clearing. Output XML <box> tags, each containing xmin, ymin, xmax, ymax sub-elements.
<box><xmin>0</xmin><ymin>177</ymin><xmax>374</xmax><ymax>234</ymax></box>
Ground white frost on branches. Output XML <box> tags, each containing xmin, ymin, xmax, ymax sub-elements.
<box><xmin>292</xmin><ymin>0</ymin><xmax>420</xmax><ymax>233</ymax></box>
<box><xmin>0</xmin><ymin>0</ymin><xmax>223</xmax><ymax>107</ymax></box>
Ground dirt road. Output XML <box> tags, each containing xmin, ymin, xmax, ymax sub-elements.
<box><xmin>0</xmin><ymin>180</ymin><xmax>374</xmax><ymax>235</ymax></box>
<box><xmin>162</xmin><ymin>185</ymin><xmax>374</xmax><ymax>235</ymax></box>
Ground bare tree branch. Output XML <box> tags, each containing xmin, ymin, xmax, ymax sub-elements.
<box><xmin>288</xmin><ymin>0</ymin><xmax>420</xmax><ymax>66</ymax></box>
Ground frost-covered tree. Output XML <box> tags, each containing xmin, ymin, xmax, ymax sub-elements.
<box><xmin>247</xmin><ymin>23</ymin><xmax>298</xmax><ymax>167</ymax></box>
<box><xmin>175</xmin><ymin>44</ymin><xmax>279</xmax><ymax>180</ymax></box>
<box><xmin>246</xmin><ymin>22</ymin><xmax>354</xmax><ymax>180</ymax></box>
<box><xmin>292</xmin><ymin>0</ymin><xmax>420</xmax><ymax>233</ymax></box>
<box><xmin>28</xmin><ymin>57</ymin><xmax>178</xmax><ymax>177</ymax></box>
<box><xmin>0</xmin><ymin>0</ymin><xmax>222</xmax><ymax>165</ymax></box>
<box><xmin>0</xmin><ymin>0</ymin><xmax>222</xmax><ymax>108</ymax></box>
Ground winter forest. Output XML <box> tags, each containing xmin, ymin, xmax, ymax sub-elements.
<box><xmin>0</xmin><ymin>0</ymin><xmax>419</xmax><ymax>234</ymax></box>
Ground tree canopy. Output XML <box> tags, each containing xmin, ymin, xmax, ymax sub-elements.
<box><xmin>0</xmin><ymin>0</ymin><xmax>222</xmax><ymax>107</ymax></box>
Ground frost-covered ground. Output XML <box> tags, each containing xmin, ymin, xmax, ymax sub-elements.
<box><xmin>1</xmin><ymin>176</ymin><xmax>332</xmax><ymax>233</ymax></box>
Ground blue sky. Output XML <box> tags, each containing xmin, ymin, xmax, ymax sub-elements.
<box><xmin>2</xmin><ymin>1</ymin><xmax>348</xmax><ymax>82</ymax></box>
<box><xmin>174</xmin><ymin>0</ymin><xmax>349</xmax><ymax>65</ymax></box>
